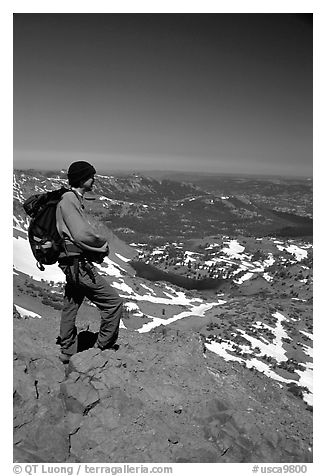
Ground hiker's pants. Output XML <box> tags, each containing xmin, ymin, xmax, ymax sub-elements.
<box><xmin>59</xmin><ymin>260</ymin><xmax>123</xmax><ymax>356</ymax></box>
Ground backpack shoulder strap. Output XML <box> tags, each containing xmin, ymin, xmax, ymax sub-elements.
<box><xmin>64</xmin><ymin>188</ymin><xmax>85</xmax><ymax>209</ymax></box>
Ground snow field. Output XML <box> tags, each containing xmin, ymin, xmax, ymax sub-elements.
<box><xmin>15</xmin><ymin>305</ymin><xmax>41</xmax><ymax>319</ymax></box>
<box><xmin>205</xmin><ymin>310</ymin><xmax>313</xmax><ymax>405</ymax></box>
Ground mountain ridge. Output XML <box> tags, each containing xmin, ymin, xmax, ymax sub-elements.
<box><xmin>13</xmin><ymin>169</ymin><xmax>312</xmax><ymax>244</ymax></box>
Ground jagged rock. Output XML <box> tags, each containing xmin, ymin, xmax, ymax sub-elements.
<box><xmin>100</xmin><ymin>387</ymin><xmax>144</xmax><ymax>416</ymax></box>
<box><xmin>13</xmin><ymin>401</ymin><xmax>39</xmax><ymax>444</ymax></box>
<box><xmin>13</xmin><ymin>304</ymin><xmax>22</xmax><ymax>319</ymax></box>
<box><xmin>31</xmin><ymin>358</ymin><xmax>66</xmax><ymax>398</ymax></box>
<box><xmin>70</xmin><ymin>406</ymin><xmax>122</xmax><ymax>458</ymax></box>
<box><xmin>63</xmin><ymin>412</ymin><xmax>83</xmax><ymax>435</ymax></box>
<box><xmin>70</xmin><ymin>416</ymin><xmax>112</xmax><ymax>455</ymax></box>
<box><xmin>26</xmin><ymin>421</ymin><xmax>69</xmax><ymax>462</ymax></box>
<box><xmin>14</xmin><ymin>399</ymin><xmax>69</xmax><ymax>462</ymax></box>
<box><xmin>88</xmin><ymin>405</ymin><xmax>121</xmax><ymax>428</ymax></box>
<box><xmin>68</xmin><ymin>348</ymin><xmax>109</xmax><ymax>374</ymax></box>
<box><xmin>95</xmin><ymin>366</ymin><xmax>125</xmax><ymax>390</ymax></box>
<box><xmin>13</xmin><ymin>354</ymin><xmax>66</xmax><ymax>405</ymax></box>
<box><xmin>60</xmin><ymin>379</ymin><xmax>100</xmax><ymax>414</ymax></box>
<box><xmin>13</xmin><ymin>362</ymin><xmax>37</xmax><ymax>402</ymax></box>
<box><xmin>13</xmin><ymin>323</ymin><xmax>313</xmax><ymax>463</ymax></box>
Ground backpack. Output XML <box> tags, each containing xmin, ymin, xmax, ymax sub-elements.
<box><xmin>23</xmin><ymin>187</ymin><xmax>70</xmax><ymax>270</ymax></box>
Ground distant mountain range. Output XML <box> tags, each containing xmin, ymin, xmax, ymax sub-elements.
<box><xmin>13</xmin><ymin>169</ymin><xmax>313</xmax><ymax>245</ymax></box>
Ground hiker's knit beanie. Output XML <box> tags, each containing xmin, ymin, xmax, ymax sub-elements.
<box><xmin>67</xmin><ymin>161</ymin><xmax>96</xmax><ymax>187</ymax></box>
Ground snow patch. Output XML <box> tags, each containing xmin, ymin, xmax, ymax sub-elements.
<box><xmin>99</xmin><ymin>196</ymin><xmax>111</xmax><ymax>201</ymax></box>
<box><xmin>96</xmin><ymin>257</ymin><xmax>124</xmax><ymax>277</ymax></box>
<box><xmin>137</xmin><ymin>302</ymin><xmax>221</xmax><ymax>333</ymax></box>
<box><xmin>13</xmin><ymin>235</ymin><xmax>64</xmax><ymax>283</ymax></box>
<box><xmin>300</xmin><ymin>330</ymin><xmax>313</xmax><ymax>340</ymax></box>
<box><xmin>152</xmin><ymin>249</ymin><xmax>165</xmax><ymax>256</ymax></box>
<box><xmin>222</xmin><ymin>239</ymin><xmax>245</xmax><ymax>258</ymax></box>
<box><xmin>15</xmin><ymin>305</ymin><xmax>41</xmax><ymax>319</ymax></box>
<box><xmin>239</xmin><ymin>312</ymin><xmax>289</xmax><ymax>363</ymax></box>
<box><xmin>124</xmin><ymin>301</ymin><xmax>141</xmax><ymax>312</ymax></box>
<box><xmin>276</xmin><ymin>244</ymin><xmax>308</xmax><ymax>262</ymax></box>
<box><xmin>140</xmin><ymin>284</ymin><xmax>155</xmax><ymax>294</ymax></box>
<box><xmin>205</xmin><ymin>310</ymin><xmax>313</xmax><ymax>405</ymax></box>
<box><xmin>263</xmin><ymin>254</ymin><xmax>275</xmax><ymax>267</ymax></box>
<box><xmin>234</xmin><ymin>272</ymin><xmax>253</xmax><ymax>284</ymax></box>
<box><xmin>115</xmin><ymin>253</ymin><xmax>130</xmax><ymax>263</ymax></box>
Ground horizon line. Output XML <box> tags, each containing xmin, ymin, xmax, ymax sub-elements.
<box><xmin>13</xmin><ymin>167</ymin><xmax>313</xmax><ymax>180</ymax></box>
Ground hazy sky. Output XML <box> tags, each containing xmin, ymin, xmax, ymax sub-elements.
<box><xmin>13</xmin><ymin>13</ymin><xmax>312</xmax><ymax>176</ymax></box>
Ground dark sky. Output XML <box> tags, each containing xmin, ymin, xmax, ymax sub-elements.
<box><xmin>13</xmin><ymin>13</ymin><xmax>312</xmax><ymax>176</ymax></box>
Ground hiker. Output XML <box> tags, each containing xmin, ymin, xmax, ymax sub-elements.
<box><xmin>56</xmin><ymin>161</ymin><xmax>123</xmax><ymax>363</ymax></box>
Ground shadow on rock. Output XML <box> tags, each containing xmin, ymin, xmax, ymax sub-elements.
<box><xmin>77</xmin><ymin>331</ymin><xmax>98</xmax><ymax>352</ymax></box>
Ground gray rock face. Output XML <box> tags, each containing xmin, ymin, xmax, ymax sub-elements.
<box><xmin>13</xmin><ymin>321</ymin><xmax>313</xmax><ymax>463</ymax></box>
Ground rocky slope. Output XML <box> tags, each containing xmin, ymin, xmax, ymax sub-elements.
<box><xmin>13</xmin><ymin>310</ymin><xmax>312</xmax><ymax>463</ymax></box>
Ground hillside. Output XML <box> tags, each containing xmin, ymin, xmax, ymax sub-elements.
<box><xmin>13</xmin><ymin>169</ymin><xmax>313</xmax><ymax>463</ymax></box>
<box><xmin>14</xmin><ymin>170</ymin><xmax>313</xmax><ymax>244</ymax></box>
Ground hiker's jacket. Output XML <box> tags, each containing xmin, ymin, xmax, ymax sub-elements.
<box><xmin>56</xmin><ymin>189</ymin><xmax>108</xmax><ymax>260</ymax></box>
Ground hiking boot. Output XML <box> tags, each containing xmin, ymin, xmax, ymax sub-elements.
<box><xmin>109</xmin><ymin>343</ymin><xmax>120</xmax><ymax>351</ymax></box>
<box><xmin>93</xmin><ymin>342</ymin><xmax>119</xmax><ymax>351</ymax></box>
<box><xmin>93</xmin><ymin>341</ymin><xmax>104</xmax><ymax>350</ymax></box>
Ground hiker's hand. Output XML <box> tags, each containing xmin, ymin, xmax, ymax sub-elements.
<box><xmin>98</xmin><ymin>244</ymin><xmax>109</xmax><ymax>262</ymax></box>
<box><xmin>93</xmin><ymin>252</ymin><xmax>106</xmax><ymax>263</ymax></box>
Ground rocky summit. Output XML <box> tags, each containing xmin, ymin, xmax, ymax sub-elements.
<box><xmin>13</xmin><ymin>311</ymin><xmax>312</xmax><ymax>463</ymax></box>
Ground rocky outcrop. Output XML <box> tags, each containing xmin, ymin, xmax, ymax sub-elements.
<box><xmin>13</xmin><ymin>304</ymin><xmax>22</xmax><ymax>319</ymax></box>
<box><xmin>13</xmin><ymin>317</ymin><xmax>312</xmax><ymax>463</ymax></box>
